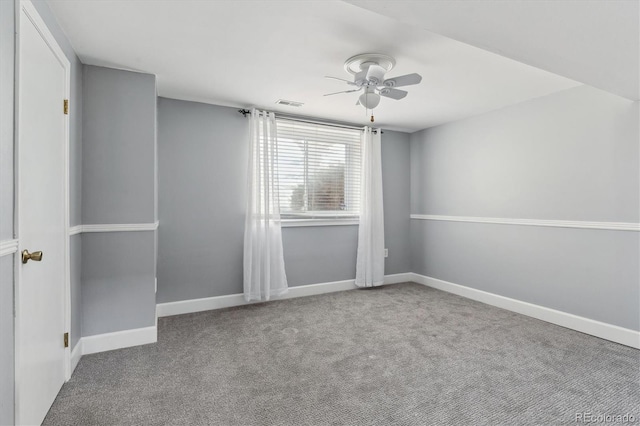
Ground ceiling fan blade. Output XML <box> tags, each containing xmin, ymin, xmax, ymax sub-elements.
<box><xmin>383</xmin><ymin>73</ymin><xmax>422</xmax><ymax>87</ymax></box>
<box><xmin>323</xmin><ymin>89</ymin><xmax>360</xmax><ymax>96</ymax></box>
<box><xmin>379</xmin><ymin>88</ymin><xmax>408</xmax><ymax>100</ymax></box>
<box><xmin>324</xmin><ymin>76</ymin><xmax>356</xmax><ymax>86</ymax></box>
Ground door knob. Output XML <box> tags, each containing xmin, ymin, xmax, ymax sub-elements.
<box><xmin>22</xmin><ymin>250</ymin><xmax>43</xmax><ymax>264</ymax></box>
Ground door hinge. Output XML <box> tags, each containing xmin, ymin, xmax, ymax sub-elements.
<box><xmin>63</xmin><ymin>99</ymin><xmax>69</xmax><ymax>115</ymax></box>
<box><xmin>64</xmin><ymin>332</ymin><xmax>69</xmax><ymax>348</ymax></box>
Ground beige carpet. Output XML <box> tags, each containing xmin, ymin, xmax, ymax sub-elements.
<box><xmin>44</xmin><ymin>283</ymin><xmax>639</xmax><ymax>425</ymax></box>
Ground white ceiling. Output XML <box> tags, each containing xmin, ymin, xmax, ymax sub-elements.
<box><xmin>347</xmin><ymin>0</ymin><xmax>640</xmax><ymax>101</ymax></box>
<box><xmin>46</xmin><ymin>0</ymin><xmax>582</xmax><ymax>132</ymax></box>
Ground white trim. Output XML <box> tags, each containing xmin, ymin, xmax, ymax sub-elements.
<box><xmin>410</xmin><ymin>214</ymin><xmax>640</xmax><ymax>232</ymax></box>
<box><xmin>65</xmin><ymin>326</ymin><xmax>157</xmax><ymax>374</ymax></box>
<box><xmin>70</xmin><ymin>340</ymin><xmax>82</xmax><ymax>375</ymax></box>
<box><xmin>383</xmin><ymin>272</ymin><xmax>414</xmax><ymax>284</ymax></box>
<box><xmin>81</xmin><ymin>326</ymin><xmax>157</xmax><ymax>355</ymax></box>
<box><xmin>410</xmin><ymin>273</ymin><xmax>640</xmax><ymax>349</ymax></box>
<box><xmin>0</xmin><ymin>239</ymin><xmax>18</xmax><ymax>257</ymax></box>
<box><xmin>80</xmin><ymin>221</ymin><xmax>159</xmax><ymax>233</ymax></box>
<box><xmin>157</xmin><ymin>272</ymin><xmax>413</xmax><ymax>317</ymax></box>
<box><xmin>67</xmin><ymin>221</ymin><xmax>159</xmax><ymax>235</ymax></box>
<box><xmin>281</xmin><ymin>219</ymin><xmax>359</xmax><ymax>227</ymax></box>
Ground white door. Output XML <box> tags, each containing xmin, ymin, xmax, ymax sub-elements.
<box><xmin>17</xmin><ymin>2</ymin><xmax>69</xmax><ymax>425</ymax></box>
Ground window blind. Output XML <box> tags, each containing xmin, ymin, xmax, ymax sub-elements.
<box><xmin>275</xmin><ymin>119</ymin><xmax>362</xmax><ymax>218</ymax></box>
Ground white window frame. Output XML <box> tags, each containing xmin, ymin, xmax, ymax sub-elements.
<box><xmin>275</xmin><ymin>117</ymin><xmax>362</xmax><ymax>226</ymax></box>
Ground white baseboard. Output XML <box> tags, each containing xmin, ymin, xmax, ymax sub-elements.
<box><xmin>156</xmin><ymin>272</ymin><xmax>414</xmax><ymax>318</ymax></box>
<box><xmin>383</xmin><ymin>272</ymin><xmax>414</xmax><ymax>285</ymax></box>
<box><xmin>70</xmin><ymin>341</ymin><xmax>82</xmax><ymax>374</ymax></box>
<box><xmin>68</xmin><ymin>326</ymin><xmax>157</xmax><ymax>378</ymax></box>
<box><xmin>81</xmin><ymin>326</ymin><xmax>157</xmax><ymax>355</ymax></box>
<box><xmin>410</xmin><ymin>273</ymin><xmax>640</xmax><ymax>349</ymax></box>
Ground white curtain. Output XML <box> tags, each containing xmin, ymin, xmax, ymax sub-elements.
<box><xmin>355</xmin><ymin>127</ymin><xmax>385</xmax><ymax>287</ymax></box>
<box><xmin>243</xmin><ymin>109</ymin><xmax>288</xmax><ymax>301</ymax></box>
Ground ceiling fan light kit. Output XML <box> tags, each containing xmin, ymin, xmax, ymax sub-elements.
<box><xmin>359</xmin><ymin>90</ymin><xmax>381</xmax><ymax>109</ymax></box>
<box><xmin>325</xmin><ymin>53</ymin><xmax>422</xmax><ymax>122</ymax></box>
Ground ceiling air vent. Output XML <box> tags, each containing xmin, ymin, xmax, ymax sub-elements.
<box><xmin>275</xmin><ymin>99</ymin><xmax>304</xmax><ymax>107</ymax></box>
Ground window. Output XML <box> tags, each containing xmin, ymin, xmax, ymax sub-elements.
<box><xmin>275</xmin><ymin>119</ymin><xmax>362</xmax><ymax>220</ymax></box>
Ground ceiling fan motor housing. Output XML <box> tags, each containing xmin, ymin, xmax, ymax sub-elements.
<box><xmin>346</xmin><ymin>54</ymin><xmax>396</xmax><ymax>89</ymax></box>
<box><xmin>363</xmin><ymin>63</ymin><xmax>387</xmax><ymax>85</ymax></box>
<box><xmin>354</xmin><ymin>70</ymin><xmax>367</xmax><ymax>87</ymax></box>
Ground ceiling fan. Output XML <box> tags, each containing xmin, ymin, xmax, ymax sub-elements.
<box><xmin>324</xmin><ymin>53</ymin><xmax>422</xmax><ymax>120</ymax></box>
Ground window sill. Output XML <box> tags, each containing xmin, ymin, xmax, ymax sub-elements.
<box><xmin>281</xmin><ymin>218</ymin><xmax>359</xmax><ymax>227</ymax></box>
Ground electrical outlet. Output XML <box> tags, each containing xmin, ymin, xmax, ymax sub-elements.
<box><xmin>384</xmin><ymin>248</ymin><xmax>388</xmax><ymax>258</ymax></box>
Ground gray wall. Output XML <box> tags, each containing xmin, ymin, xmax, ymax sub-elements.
<box><xmin>381</xmin><ymin>130</ymin><xmax>411</xmax><ymax>274</ymax></box>
<box><xmin>157</xmin><ymin>98</ymin><xmax>411</xmax><ymax>303</ymax></box>
<box><xmin>410</xmin><ymin>85</ymin><xmax>640</xmax><ymax>330</ymax></box>
<box><xmin>82</xmin><ymin>66</ymin><xmax>156</xmax><ymax>225</ymax></box>
<box><xmin>81</xmin><ymin>232</ymin><xmax>156</xmax><ymax>336</ymax></box>
<box><xmin>157</xmin><ymin>100</ymin><xmax>248</xmax><ymax>302</ymax></box>
<box><xmin>81</xmin><ymin>65</ymin><xmax>157</xmax><ymax>335</ymax></box>
<box><xmin>0</xmin><ymin>0</ymin><xmax>15</xmax><ymax>242</ymax></box>
<box><xmin>0</xmin><ymin>257</ymin><xmax>13</xmax><ymax>426</ymax></box>
<box><xmin>0</xmin><ymin>0</ymin><xmax>16</xmax><ymax>421</ymax></box>
<box><xmin>70</xmin><ymin>236</ymin><xmax>82</xmax><ymax>346</ymax></box>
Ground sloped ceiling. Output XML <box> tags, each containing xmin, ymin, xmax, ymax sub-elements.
<box><xmin>347</xmin><ymin>0</ymin><xmax>639</xmax><ymax>101</ymax></box>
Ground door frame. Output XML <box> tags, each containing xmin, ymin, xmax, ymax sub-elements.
<box><xmin>14</xmin><ymin>0</ymin><xmax>71</xmax><ymax>422</ymax></box>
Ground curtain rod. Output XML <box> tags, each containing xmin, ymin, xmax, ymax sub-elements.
<box><xmin>237</xmin><ymin>109</ymin><xmax>383</xmax><ymax>134</ymax></box>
